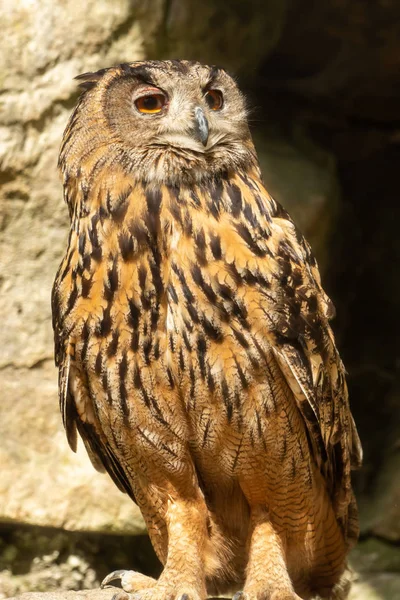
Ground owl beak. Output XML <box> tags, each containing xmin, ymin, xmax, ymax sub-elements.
<box><xmin>194</xmin><ymin>107</ymin><xmax>209</xmax><ymax>146</ymax></box>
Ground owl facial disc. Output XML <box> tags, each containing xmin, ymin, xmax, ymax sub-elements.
<box><xmin>65</xmin><ymin>60</ymin><xmax>256</xmax><ymax>184</ymax></box>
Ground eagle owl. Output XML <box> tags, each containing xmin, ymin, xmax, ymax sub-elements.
<box><xmin>52</xmin><ymin>60</ymin><xmax>362</xmax><ymax>600</ymax></box>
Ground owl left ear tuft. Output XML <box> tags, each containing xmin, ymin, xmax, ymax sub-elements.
<box><xmin>75</xmin><ymin>68</ymin><xmax>110</xmax><ymax>90</ymax></box>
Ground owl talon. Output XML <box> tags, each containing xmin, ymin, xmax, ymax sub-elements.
<box><xmin>232</xmin><ymin>593</ymin><xmax>246</xmax><ymax>600</ymax></box>
<box><xmin>101</xmin><ymin>569</ymin><xmax>157</xmax><ymax>594</ymax></box>
<box><xmin>102</xmin><ymin>570</ymin><xmax>126</xmax><ymax>588</ymax></box>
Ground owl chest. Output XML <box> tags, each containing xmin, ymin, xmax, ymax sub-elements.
<box><xmin>62</xmin><ymin>190</ymin><xmax>279</xmax><ymax>415</ymax></box>
<box><xmin>61</xmin><ymin>204</ymin><xmax>223</xmax><ymax>356</ymax></box>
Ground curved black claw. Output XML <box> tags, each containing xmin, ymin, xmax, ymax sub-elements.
<box><xmin>233</xmin><ymin>593</ymin><xmax>246</xmax><ymax>600</ymax></box>
<box><xmin>178</xmin><ymin>595</ymin><xmax>190</xmax><ymax>600</ymax></box>
<box><xmin>101</xmin><ymin>569</ymin><xmax>126</xmax><ymax>588</ymax></box>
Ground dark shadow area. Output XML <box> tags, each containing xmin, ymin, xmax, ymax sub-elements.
<box><xmin>245</xmin><ymin>10</ymin><xmax>400</xmax><ymax>520</ymax></box>
<box><xmin>325</xmin><ymin>145</ymin><xmax>400</xmax><ymax>498</ymax></box>
<box><xmin>0</xmin><ymin>523</ymin><xmax>161</xmax><ymax>590</ymax></box>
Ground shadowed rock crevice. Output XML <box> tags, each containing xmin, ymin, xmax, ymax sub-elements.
<box><xmin>0</xmin><ymin>524</ymin><xmax>161</xmax><ymax>599</ymax></box>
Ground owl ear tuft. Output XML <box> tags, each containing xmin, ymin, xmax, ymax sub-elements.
<box><xmin>75</xmin><ymin>68</ymin><xmax>110</xmax><ymax>90</ymax></box>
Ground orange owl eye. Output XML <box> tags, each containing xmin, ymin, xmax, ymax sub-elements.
<box><xmin>135</xmin><ymin>93</ymin><xmax>166</xmax><ymax>114</ymax></box>
<box><xmin>205</xmin><ymin>89</ymin><xmax>223</xmax><ymax>110</ymax></box>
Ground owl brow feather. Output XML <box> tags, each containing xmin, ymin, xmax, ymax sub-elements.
<box><xmin>74</xmin><ymin>61</ymin><xmax>227</xmax><ymax>92</ymax></box>
<box><xmin>74</xmin><ymin>63</ymin><xmax>157</xmax><ymax>92</ymax></box>
<box><xmin>118</xmin><ymin>63</ymin><xmax>162</xmax><ymax>89</ymax></box>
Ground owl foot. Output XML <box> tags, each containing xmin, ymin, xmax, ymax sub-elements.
<box><xmin>101</xmin><ymin>570</ymin><xmax>204</xmax><ymax>600</ymax></box>
<box><xmin>101</xmin><ymin>569</ymin><xmax>157</xmax><ymax>593</ymax></box>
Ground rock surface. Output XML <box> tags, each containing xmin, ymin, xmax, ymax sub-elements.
<box><xmin>349</xmin><ymin>539</ymin><xmax>400</xmax><ymax>599</ymax></box>
<box><xmin>7</xmin><ymin>592</ymin><xmax>116</xmax><ymax>600</ymax></box>
<box><xmin>7</xmin><ymin>592</ymin><xmax>228</xmax><ymax>600</ymax></box>
<box><xmin>0</xmin><ymin>363</ymin><xmax>145</xmax><ymax>534</ymax></box>
<box><xmin>6</xmin><ymin>580</ymin><xmax>400</xmax><ymax>600</ymax></box>
<box><xmin>253</xmin><ymin>126</ymin><xmax>338</xmax><ymax>268</ymax></box>
<box><xmin>9</xmin><ymin>587</ymin><xmax>126</xmax><ymax>600</ymax></box>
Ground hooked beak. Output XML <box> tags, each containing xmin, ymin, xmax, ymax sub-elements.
<box><xmin>193</xmin><ymin>106</ymin><xmax>209</xmax><ymax>146</ymax></box>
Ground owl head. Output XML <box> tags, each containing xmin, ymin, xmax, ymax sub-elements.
<box><xmin>59</xmin><ymin>60</ymin><xmax>258</xmax><ymax>187</ymax></box>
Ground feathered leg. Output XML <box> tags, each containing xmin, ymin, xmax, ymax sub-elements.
<box><xmin>234</xmin><ymin>506</ymin><xmax>302</xmax><ymax>600</ymax></box>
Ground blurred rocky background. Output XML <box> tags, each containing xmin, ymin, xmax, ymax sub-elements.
<box><xmin>1</xmin><ymin>0</ymin><xmax>399</xmax><ymax>599</ymax></box>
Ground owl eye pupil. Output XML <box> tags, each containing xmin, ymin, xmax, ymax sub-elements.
<box><xmin>143</xmin><ymin>97</ymin><xmax>158</xmax><ymax>110</ymax></box>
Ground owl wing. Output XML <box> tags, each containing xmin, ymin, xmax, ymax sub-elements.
<box><xmin>52</xmin><ymin>286</ymin><xmax>135</xmax><ymax>501</ymax></box>
<box><xmin>249</xmin><ymin>185</ymin><xmax>362</xmax><ymax>540</ymax></box>
<box><xmin>188</xmin><ymin>174</ymin><xmax>362</xmax><ymax>542</ymax></box>
<box><xmin>268</xmin><ymin>235</ymin><xmax>362</xmax><ymax>532</ymax></box>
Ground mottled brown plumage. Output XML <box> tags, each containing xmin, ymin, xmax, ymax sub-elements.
<box><xmin>52</xmin><ymin>60</ymin><xmax>362</xmax><ymax>600</ymax></box>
